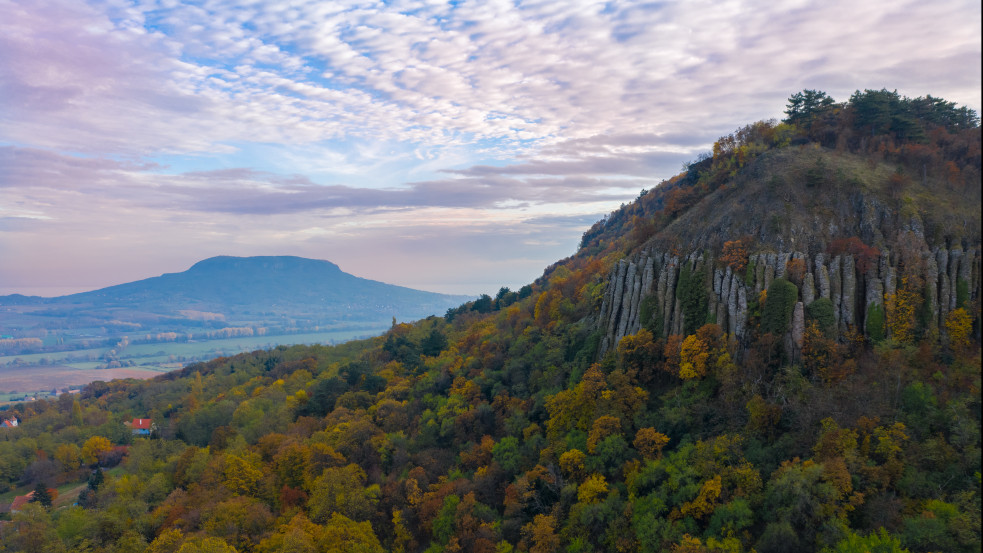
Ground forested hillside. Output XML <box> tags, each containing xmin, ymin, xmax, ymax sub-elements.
<box><xmin>1</xmin><ymin>90</ymin><xmax>979</xmax><ymax>553</ymax></box>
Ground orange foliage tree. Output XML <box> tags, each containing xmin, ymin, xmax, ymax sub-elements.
<box><xmin>828</xmin><ymin>237</ymin><xmax>881</xmax><ymax>274</ymax></box>
<box><xmin>784</xmin><ymin>258</ymin><xmax>807</xmax><ymax>285</ymax></box>
<box><xmin>720</xmin><ymin>237</ymin><xmax>752</xmax><ymax>274</ymax></box>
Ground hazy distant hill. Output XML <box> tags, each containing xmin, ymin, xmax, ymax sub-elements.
<box><xmin>53</xmin><ymin>255</ymin><xmax>471</xmax><ymax>321</ymax></box>
<box><xmin>0</xmin><ymin>256</ymin><xmax>472</xmax><ymax>360</ymax></box>
<box><xmin>0</xmin><ymin>256</ymin><xmax>470</xmax><ymax>324</ymax></box>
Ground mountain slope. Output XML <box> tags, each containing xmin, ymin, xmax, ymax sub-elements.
<box><xmin>1</xmin><ymin>90</ymin><xmax>979</xmax><ymax>553</ymax></box>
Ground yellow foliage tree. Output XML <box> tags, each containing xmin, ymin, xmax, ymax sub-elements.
<box><xmin>81</xmin><ymin>435</ymin><xmax>112</xmax><ymax>466</ymax></box>
<box><xmin>176</xmin><ymin>537</ymin><xmax>239</xmax><ymax>553</ymax></box>
<box><xmin>558</xmin><ymin>449</ymin><xmax>586</xmax><ymax>482</ymax></box>
<box><xmin>147</xmin><ymin>528</ymin><xmax>185</xmax><ymax>553</ymax></box>
<box><xmin>320</xmin><ymin>512</ymin><xmax>385</xmax><ymax>553</ymax></box>
<box><xmin>679</xmin><ymin>475</ymin><xmax>722</xmax><ymax>520</ymax></box>
<box><xmin>587</xmin><ymin>415</ymin><xmax>622</xmax><ymax>453</ymax></box>
<box><xmin>223</xmin><ymin>453</ymin><xmax>264</xmax><ymax>497</ymax></box>
<box><xmin>679</xmin><ymin>334</ymin><xmax>710</xmax><ymax>379</ymax></box>
<box><xmin>885</xmin><ymin>276</ymin><xmax>922</xmax><ymax>344</ymax></box>
<box><xmin>54</xmin><ymin>444</ymin><xmax>82</xmax><ymax>472</ymax></box>
<box><xmin>633</xmin><ymin>427</ymin><xmax>670</xmax><ymax>460</ymax></box>
<box><xmin>577</xmin><ymin>474</ymin><xmax>608</xmax><ymax>504</ymax></box>
<box><xmin>522</xmin><ymin>514</ymin><xmax>560</xmax><ymax>553</ymax></box>
<box><xmin>945</xmin><ymin>307</ymin><xmax>972</xmax><ymax>347</ymax></box>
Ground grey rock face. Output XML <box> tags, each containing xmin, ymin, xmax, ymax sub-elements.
<box><xmin>736</xmin><ymin>286</ymin><xmax>748</xmax><ymax>339</ymax></box>
<box><xmin>664</xmin><ymin>258</ymin><xmax>678</xmax><ymax>336</ymax></box>
<box><xmin>830</xmin><ymin>256</ymin><xmax>842</xmax><ymax>326</ymax></box>
<box><xmin>840</xmin><ymin>255</ymin><xmax>856</xmax><ymax>331</ymax></box>
<box><xmin>672</xmin><ymin>298</ymin><xmax>683</xmax><ymax>336</ymax></box>
<box><xmin>865</xmin><ymin>276</ymin><xmax>884</xmax><ymax>335</ymax></box>
<box><xmin>726</xmin><ymin>274</ymin><xmax>739</xmax><ymax>338</ymax></box>
<box><xmin>816</xmin><ymin>254</ymin><xmax>831</xmax><ymax>300</ymax></box>
<box><xmin>923</xmin><ymin>254</ymin><xmax>939</xmax><ymax>335</ymax></box>
<box><xmin>595</xmin><ymin>237</ymin><xmax>979</xmax><ymax>362</ymax></box>
<box><xmin>615</xmin><ymin>262</ymin><xmax>638</xmax><ymax>342</ymax></box>
<box><xmin>792</xmin><ymin>301</ymin><xmax>805</xmax><ymax>349</ymax></box>
<box><xmin>948</xmin><ymin>249</ymin><xmax>962</xmax><ymax>311</ymax></box>
<box><xmin>716</xmin><ymin>302</ymin><xmax>728</xmax><ymax>332</ymax></box>
<box><xmin>958</xmin><ymin>249</ymin><xmax>975</xmax><ymax>304</ymax></box>
<box><xmin>755</xmin><ymin>255</ymin><xmax>766</xmax><ymax>294</ymax></box>
<box><xmin>937</xmin><ymin>249</ymin><xmax>950</xmax><ymax>323</ymax></box>
<box><xmin>884</xmin><ymin>263</ymin><xmax>897</xmax><ymax>301</ymax></box>
<box><xmin>803</xmin><ymin>272</ymin><xmax>816</xmax><ymax>306</ymax></box>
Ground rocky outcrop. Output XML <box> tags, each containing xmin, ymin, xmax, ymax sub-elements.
<box><xmin>802</xmin><ymin>272</ymin><xmax>816</xmax><ymax>306</ymax></box>
<box><xmin>596</xmin><ymin>241</ymin><xmax>981</xmax><ymax>356</ymax></box>
<box><xmin>839</xmin><ymin>255</ymin><xmax>856</xmax><ymax>332</ymax></box>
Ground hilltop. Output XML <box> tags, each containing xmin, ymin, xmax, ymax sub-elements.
<box><xmin>0</xmin><ymin>90</ymin><xmax>979</xmax><ymax>553</ymax></box>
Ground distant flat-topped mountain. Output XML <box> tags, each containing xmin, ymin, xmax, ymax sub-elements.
<box><xmin>1</xmin><ymin>256</ymin><xmax>472</xmax><ymax>337</ymax></box>
<box><xmin>58</xmin><ymin>255</ymin><xmax>469</xmax><ymax>318</ymax></box>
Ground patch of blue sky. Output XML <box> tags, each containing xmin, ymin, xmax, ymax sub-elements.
<box><xmin>144</xmin><ymin>138</ymin><xmax>492</xmax><ymax>189</ymax></box>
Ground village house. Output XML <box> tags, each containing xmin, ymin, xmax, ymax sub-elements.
<box><xmin>1</xmin><ymin>418</ymin><xmax>17</xmax><ymax>428</ymax></box>
<box><xmin>9</xmin><ymin>492</ymin><xmax>34</xmax><ymax>513</ymax></box>
<box><xmin>130</xmin><ymin>418</ymin><xmax>153</xmax><ymax>435</ymax></box>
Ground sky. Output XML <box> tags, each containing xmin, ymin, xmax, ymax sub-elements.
<box><xmin>1</xmin><ymin>0</ymin><xmax>980</xmax><ymax>296</ymax></box>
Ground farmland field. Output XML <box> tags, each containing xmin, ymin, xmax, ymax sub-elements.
<box><xmin>0</xmin><ymin>365</ymin><xmax>164</xmax><ymax>394</ymax></box>
<box><xmin>0</xmin><ymin>326</ymin><xmax>387</xmax><ymax>395</ymax></box>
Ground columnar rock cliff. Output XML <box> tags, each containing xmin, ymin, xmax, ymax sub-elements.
<box><xmin>597</xmin><ymin>242</ymin><xmax>980</xmax><ymax>355</ymax></box>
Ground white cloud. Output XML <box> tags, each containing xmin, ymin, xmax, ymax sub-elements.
<box><xmin>0</xmin><ymin>0</ymin><xmax>979</xmax><ymax>292</ymax></box>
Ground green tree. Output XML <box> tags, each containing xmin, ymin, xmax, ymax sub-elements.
<box><xmin>492</xmin><ymin>436</ymin><xmax>523</xmax><ymax>474</ymax></box>
<box><xmin>785</xmin><ymin>89</ymin><xmax>835</xmax><ymax>127</ymax></box>
<box><xmin>866</xmin><ymin>303</ymin><xmax>886</xmax><ymax>342</ymax></box>
<box><xmin>762</xmin><ymin>279</ymin><xmax>799</xmax><ymax>335</ymax></box>
<box><xmin>9</xmin><ymin>503</ymin><xmax>66</xmax><ymax>553</ymax></box>
<box><xmin>677</xmin><ymin>265</ymin><xmax>710</xmax><ymax>335</ymax></box>
<box><xmin>31</xmin><ymin>481</ymin><xmax>53</xmax><ymax>508</ymax></box>
<box><xmin>821</xmin><ymin>528</ymin><xmax>910</xmax><ymax>553</ymax></box>
<box><xmin>71</xmin><ymin>398</ymin><xmax>84</xmax><ymax>427</ymax></box>
<box><xmin>421</xmin><ymin>327</ymin><xmax>448</xmax><ymax>356</ymax></box>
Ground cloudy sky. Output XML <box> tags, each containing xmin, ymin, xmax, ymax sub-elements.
<box><xmin>1</xmin><ymin>0</ymin><xmax>980</xmax><ymax>296</ymax></box>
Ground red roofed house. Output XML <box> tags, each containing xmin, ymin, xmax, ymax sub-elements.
<box><xmin>131</xmin><ymin>418</ymin><xmax>153</xmax><ymax>436</ymax></box>
<box><xmin>9</xmin><ymin>492</ymin><xmax>34</xmax><ymax>513</ymax></box>
<box><xmin>1</xmin><ymin>418</ymin><xmax>17</xmax><ymax>428</ymax></box>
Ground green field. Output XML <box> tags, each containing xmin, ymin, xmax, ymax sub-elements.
<box><xmin>0</xmin><ymin>327</ymin><xmax>387</xmax><ymax>397</ymax></box>
<box><xmin>0</xmin><ymin>327</ymin><xmax>387</xmax><ymax>369</ymax></box>
<box><xmin>120</xmin><ymin>328</ymin><xmax>387</xmax><ymax>364</ymax></box>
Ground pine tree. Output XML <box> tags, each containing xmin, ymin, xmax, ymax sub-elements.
<box><xmin>31</xmin><ymin>481</ymin><xmax>53</xmax><ymax>508</ymax></box>
<box><xmin>87</xmin><ymin>468</ymin><xmax>104</xmax><ymax>491</ymax></box>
